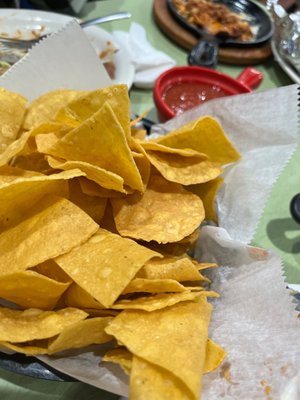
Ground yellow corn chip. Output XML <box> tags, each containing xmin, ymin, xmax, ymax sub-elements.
<box><xmin>55</xmin><ymin>228</ymin><xmax>161</xmax><ymax>308</ymax></box>
<box><xmin>189</xmin><ymin>176</ymin><xmax>224</xmax><ymax>223</ymax></box>
<box><xmin>31</xmin><ymin>259</ymin><xmax>72</xmax><ymax>283</ymax></box>
<box><xmin>64</xmin><ymin>283</ymin><xmax>105</xmax><ymax>310</ymax></box>
<box><xmin>37</xmin><ymin>102</ymin><xmax>143</xmax><ymax>192</ymax></box>
<box><xmin>47</xmin><ymin>156</ymin><xmax>125</xmax><ymax>193</ymax></box>
<box><xmin>154</xmin><ymin>116</ymin><xmax>241</xmax><ymax>165</ymax></box>
<box><xmin>106</xmin><ymin>297</ymin><xmax>212</xmax><ymax>400</ymax></box>
<box><xmin>68</xmin><ymin>178</ymin><xmax>107</xmax><ymax>224</ymax></box>
<box><xmin>111</xmin><ymin>291</ymin><xmax>215</xmax><ymax>311</ymax></box>
<box><xmin>55</xmin><ymin>85</ymin><xmax>131</xmax><ymax>139</ymax></box>
<box><xmin>0</xmin><ymin>88</ymin><xmax>27</xmax><ymax>150</ymax></box>
<box><xmin>137</xmin><ymin>255</ymin><xmax>207</xmax><ymax>282</ymax></box>
<box><xmin>0</xmin><ymin>306</ymin><xmax>88</xmax><ymax>342</ymax></box>
<box><xmin>0</xmin><ymin>195</ymin><xmax>98</xmax><ymax>275</ymax></box>
<box><xmin>0</xmin><ymin>130</ymin><xmax>32</xmax><ymax>167</ymax></box>
<box><xmin>23</xmin><ymin>89</ymin><xmax>84</xmax><ymax>130</ymax></box>
<box><xmin>0</xmin><ymin>270</ymin><xmax>70</xmax><ymax>310</ymax></box>
<box><xmin>204</xmin><ymin>339</ymin><xmax>227</xmax><ymax>373</ymax></box>
<box><xmin>0</xmin><ymin>340</ymin><xmax>49</xmax><ymax>355</ymax></box>
<box><xmin>122</xmin><ymin>278</ymin><xmax>187</xmax><ymax>294</ymax></box>
<box><xmin>48</xmin><ymin>317</ymin><xmax>113</xmax><ymax>354</ymax></box>
<box><xmin>111</xmin><ymin>174</ymin><xmax>205</xmax><ymax>243</ymax></box>
<box><xmin>102</xmin><ymin>346</ymin><xmax>132</xmax><ymax>375</ymax></box>
<box><xmin>0</xmin><ymin>169</ymin><xmax>85</xmax><ymax>231</ymax></box>
<box><xmin>144</xmin><ymin>150</ymin><xmax>222</xmax><ymax>185</ymax></box>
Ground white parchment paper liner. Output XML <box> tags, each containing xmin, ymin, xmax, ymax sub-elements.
<box><xmin>0</xmin><ymin>19</ymin><xmax>111</xmax><ymax>100</ymax></box>
<box><xmin>0</xmin><ymin>20</ymin><xmax>299</xmax><ymax>400</ymax></box>
<box><xmin>150</xmin><ymin>85</ymin><xmax>299</xmax><ymax>245</ymax></box>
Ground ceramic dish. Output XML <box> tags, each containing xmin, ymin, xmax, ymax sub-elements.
<box><xmin>154</xmin><ymin>65</ymin><xmax>263</xmax><ymax>121</ymax></box>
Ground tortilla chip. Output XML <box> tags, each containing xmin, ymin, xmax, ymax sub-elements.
<box><xmin>47</xmin><ymin>157</ymin><xmax>125</xmax><ymax>193</ymax></box>
<box><xmin>54</xmin><ymin>85</ymin><xmax>131</xmax><ymax>138</ymax></box>
<box><xmin>143</xmin><ymin>150</ymin><xmax>222</xmax><ymax>185</ymax></box>
<box><xmin>122</xmin><ymin>278</ymin><xmax>187</xmax><ymax>294</ymax></box>
<box><xmin>131</xmin><ymin>355</ymin><xmax>192</xmax><ymax>400</ymax></box>
<box><xmin>0</xmin><ymin>130</ymin><xmax>32</xmax><ymax>167</ymax></box>
<box><xmin>103</xmin><ymin>346</ymin><xmax>132</xmax><ymax>375</ymax></box>
<box><xmin>0</xmin><ymin>88</ymin><xmax>27</xmax><ymax>150</ymax></box>
<box><xmin>111</xmin><ymin>291</ymin><xmax>214</xmax><ymax>311</ymax></box>
<box><xmin>154</xmin><ymin>116</ymin><xmax>241</xmax><ymax>165</ymax></box>
<box><xmin>140</xmin><ymin>140</ymin><xmax>222</xmax><ymax>185</ymax></box>
<box><xmin>55</xmin><ymin>228</ymin><xmax>161</xmax><ymax>308</ymax></box>
<box><xmin>137</xmin><ymin>255</ymin><xmax>208</xmax><ymax>282</ymax></box>
<box><xmin>48</xmin><ymin>317</ymin><xmax>113</xmax><ymax>354</ymax></box>
<box><xmin>68</xmin><ymin>178</ymin><xmax>107</xmax><ymax>224</ymax></box>
<box><xmin>140</xmin><ymin>141</ymin><xmax>208</xmax><ymax>157</ymax></box>
<box><xmin>204</xmin><ymin>339</ymin><xmax>227</xmax><ymax>373</ymax></box>
<box><xmin>64</xmin><ymin>283</ymin><xmax>105</xmax><ymax>310</ymax></box>
<box><xmin>195</xmin><ymin>262</ymin><xmax>218</xmax><ymax>271</ymax></box>
<box><xmin>23</xmin><ymin>89</ymin><xmax>84</xmax><ymax>130</ymax></box>
<box><xmin>106</xmin><ymin>297</ymin><xmax>212</xmax><ymax>400</ymax></box>
<box><xmin>79</xmin><ymin>177</ymin><xmax>125</xmax><ymax>198</ymax></box>
<box><xmin>0</xmin><ymin>169</ymin><xmax>85</xmax><ymax>231</ymax></box>
<box><xmin>140</xmin><ymin>229</ymin><xmax>200</xmax><ymax>256</ymax></box>
<box><xmin>99</xmin><ymin>201</ymin><xmax>118</xmax><ymax>234</ymax></box>
<box><xmin>0</xmin><ymin>340</ymin><xmax>49</xmax><ymax>355</ymax></box>
<box><xmin>0</xmin><ymin>165</ymin><xmax>42</xmax><ymax>185</ymax></box>
<box><xmin>30</xmin><ymin>259</ymin><xmax>71</xmax><ymax>283</ymax></box>
<box><xmin>10</xmin><ymin>152</ymin><xmax>52</xmax><ymax>174</ymax></box>
<box><xmin>0</xmin><ymin>270</ymin><xmax>70</xmax><ymax>310</ymax></box>
<box><xmin>0</xmin><ymin>306</ymin><xmax>88</xmax><ymax>342</ymax></box>
<box><xmin>189</xmin><ymin>176</ymin><xmax>224</xmax><ymax>223</ymax></box>
<box><xmin>83</xmin><ymin>309</ymin><xmax>119</xmax><ymax>318</ymax></box>
<box><xmin>132</xmin><ymin>151</ymin><xmax>150</xmax><ymax>191</ymax></box>
<box><xmin>111</xmin><ymin>174</ymin><xmax>205</xmax><ymax>243</ymax></box>
<box><xmin>0</xmin><ymin>195</ymin><xmax>99</xmax><ymax>276</ymax></box>
<box><xmin>103</xmin><ymin>338</ymin><xmax>227</xmax><ymax>377</ymax></box>
<box><xmin>37</xmin><ymin>102</ymin><xmax>143</xmax><ymax>192</ymax></box>
<box><xmin>130</xmin><ymin>128</ymin><xmax>147</xmax><ymax>141</ymax></box>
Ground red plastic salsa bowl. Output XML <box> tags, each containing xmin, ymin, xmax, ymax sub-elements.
<box><xmin>154</xmin><ymin>66</ymin><xmax>263</xmax><ymax>122</ymax></box>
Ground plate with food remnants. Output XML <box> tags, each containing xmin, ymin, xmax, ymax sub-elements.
<box><xmin>166</xmin><ymin>0</ymin><xmax>274</xmax><ymax>66</ymax></box>
<box><xmin>0</xmin><ymin>8</ymin><xmax>134</xmax><ymax>87</ymax></box>
<box><xmin>167</xmin><ymin>0</ymin><xmax>274</xmax><ymax>47</ymax></box>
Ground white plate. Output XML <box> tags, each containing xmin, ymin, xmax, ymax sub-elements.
<box><xmin>0</xmin><ymin>8</ymin><xmax>135</xmax><ymax>88</ymax></box>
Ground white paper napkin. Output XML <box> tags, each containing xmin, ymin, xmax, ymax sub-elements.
<box><xmin>112</xmin><ymin>22</ymin><xmax>176</xmax><ymax>89</ymax></box>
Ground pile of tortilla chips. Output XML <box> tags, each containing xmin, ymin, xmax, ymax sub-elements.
<box><xmin>0</xmin><ymin>85</ymin><xmax>240</xmax><ymax>399</ymax></box>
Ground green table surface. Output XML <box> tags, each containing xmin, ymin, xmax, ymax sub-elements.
<box><xmin>0</xmin><ymin>0</ymin><xmax>299</xmax><ymax>399</ymax></box>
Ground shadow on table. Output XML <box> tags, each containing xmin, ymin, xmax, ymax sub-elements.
<box><xmin>267</xmin><ymin>218</ymin><xmax>300</xmax><ymax>254</ymax></box>
<box><xmin>0</xmin><ymin>368</ymin><xmax>119</xmax><ymax>400</ymax></box>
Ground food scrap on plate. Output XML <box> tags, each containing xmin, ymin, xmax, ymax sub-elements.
<box><xmin>172</xmin><ymin>0</ymin><xmax>253</xmax><ymax>41</ymax></box>
<box><xmin>0</xmin><ymin>84</ymin><xmax>241</xmax><ymax>399</ymax></box>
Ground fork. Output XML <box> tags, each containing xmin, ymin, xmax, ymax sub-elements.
<box><xmin>0</xmin><ymin>11</ymin><xmax>131</xmax><ymax>51</ymax></box>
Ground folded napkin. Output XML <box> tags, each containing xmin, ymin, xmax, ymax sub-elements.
<box><xmin>112</xmin><ymin>22</ymin><xmax>176</xmax><ymax>89</ymax></box>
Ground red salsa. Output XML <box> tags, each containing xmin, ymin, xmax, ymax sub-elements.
<box><xmin>162</xmin><ymin>82</ymin><xmax>228</xmax><ymax>115</ymax></box>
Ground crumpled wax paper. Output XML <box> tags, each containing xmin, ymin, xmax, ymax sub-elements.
<box><xmin>0</xmin><ymin>19</ymin><xmax>299</xmax><ymax>400</ymax></box>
